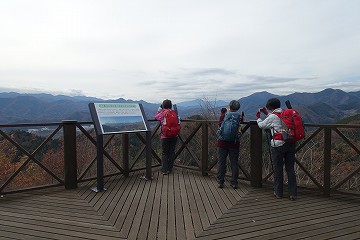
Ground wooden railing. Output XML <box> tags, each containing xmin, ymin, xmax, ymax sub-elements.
<box><xmin>1</xmin><ymin>120</ymin><xmax>360</xmax><ymax>197</ymax></box>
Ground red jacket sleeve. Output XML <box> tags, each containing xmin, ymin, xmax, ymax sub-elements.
<box><xmin>218</xmin><ymin>111</ymin><xmax>226</xmax><ymax>126</ymax></box>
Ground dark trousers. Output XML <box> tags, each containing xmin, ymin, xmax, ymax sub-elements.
<box><xmin>271</xmin><ymin>142</ymin><xmax>297</xmax><ymax>197</ymax></box>
<box><xmin>161</xmin><ymin>137</ymin><xmax>177</xmax><ymax>173</ymax></box>
<box><xmin>217</xmin><ymin>147</ymin><xmax>239</xmax><ymax>186</ymax></box>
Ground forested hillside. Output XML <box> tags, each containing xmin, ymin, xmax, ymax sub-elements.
<box><xmin>1</xmin><ymin>88</ymin><xmax>360</xmax><ymax>124</ymax></box>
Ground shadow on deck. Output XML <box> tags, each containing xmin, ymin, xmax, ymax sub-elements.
<box><xmin>0</xmin><ymin>169</ymin><xmax>360</xmax><ymax>240</ymax></box>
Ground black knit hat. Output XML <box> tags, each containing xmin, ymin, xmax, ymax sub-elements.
<box><xmin>162</xmin><ymin>99</ymin><xmax>172</xmax><ymax>109</ymax></box>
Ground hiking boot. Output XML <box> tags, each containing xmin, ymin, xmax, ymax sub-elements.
<box><xmin>274</xmin><ymin>192</ymin><xmax>283</xmax><ymax>199</ymax></box>
<box><xmin>289</xmin><ymin>196</ymin><xmax>297</xmax><ymax>201</ymax></box>
<box><xmin>231</xmin><ymin>184</ymin><xmax>238</xmax><ymax>189</ymax></box>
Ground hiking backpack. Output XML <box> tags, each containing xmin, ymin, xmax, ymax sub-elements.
<box><xmin>161</xmin><ymin>109</ymin><xmax>181</xmax><ymax>137</ymax></box>
<box><xmin>218</xmin><ymin>112</ymin><xmax>241</xmax><ymax>142</ymax></box>
<box><xmin>273</xmin><ymin>109</ymin><xmax>305</xmax><ymax>142</ymax></box>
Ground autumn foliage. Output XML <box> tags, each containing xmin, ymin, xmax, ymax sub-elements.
<box><xmin>1</xmin><ymin>122</ymin><xmax>360</xmax><ymax>193</ymax></box>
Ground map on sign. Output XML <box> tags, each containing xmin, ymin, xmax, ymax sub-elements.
<box><xmin>90</xmin><ymin>103</ymin><xmax>148</xmax><ymax>135</ymax></box>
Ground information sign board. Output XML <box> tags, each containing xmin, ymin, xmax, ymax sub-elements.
<box><xmin>89</xmin><ymin>103</ymin><xmax>148</xmax><ymax>135</ymax></box>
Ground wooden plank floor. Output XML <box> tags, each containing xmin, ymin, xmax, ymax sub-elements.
<box><xmin>0</xmin><ymin>168</ymin><xmax>360</xmax><ymax>240</ymax></box>
<box><xmin>195</xmin><ymin>188</ymin><xmax>360</xmax><ymax>240</ymax></box>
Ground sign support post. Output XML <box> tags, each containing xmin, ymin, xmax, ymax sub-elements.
<box><xmin>89</xmin><ymin>102</ymin><xmax>152</xmax><ymax>192</ymax></box>
<box><xmin>91</xmin><ymin>134</ymin><xmax>106</xmax><ymax>192</ymax></box>
<box><xmin>145</xmin><ymin>131</ymin><xmax>152</xmax><ymax>180</ymax></box>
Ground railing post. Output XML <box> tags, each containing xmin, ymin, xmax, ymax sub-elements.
<box><xmin>250</xmin><ymin>121</ymin><xmax>263</xmax><ymax>187</ymax></box>
<box><xmin>323</xmin><ymin>127</ymin><xmax>332</xmax><ymax>197</ymax></box>
<box><xmin>63</xmin><ymin>120</ymin><xmax>78</xmax><ymax>189</ymax></box>
<box><xmin>122</xmin><ymin>133</ymin><xmax>129</xmax><ymax>177</ymax></box>
<box><xmin>201</xmin><ymin>122</ymin><xmax>209</xmax><ymax>176</ymax></box>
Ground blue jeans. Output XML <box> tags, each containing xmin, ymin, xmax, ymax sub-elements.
<box><xmin>217</xmin><ymin>147</ymin><xmax>239</xmax><ymax>186</ymax></box>
<box><xmin>271</xmin><ymin>142</ymin><xmax>297</xmax><ymax>197</ymax></box>
<box><xmin>161</xmin><ymin>137</ymin><xmax>177</xmax><ymax>173</ymax></box>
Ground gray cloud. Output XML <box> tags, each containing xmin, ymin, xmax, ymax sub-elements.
<box><xmin>189</xmin><ymin>68</ymin><xmax>236</xmax><ymax>76</ymax></box>
<box><xmin>0</xmin><ymin>1</ymin><xmax>359</xmax><ymax>103</ymax></box>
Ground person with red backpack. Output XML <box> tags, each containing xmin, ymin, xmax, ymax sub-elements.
<box><xmin>155</xmin><ymin>99</ymin><xmax>181</xmax><ymax>175</ymax></box>
<box><xmin>256</xmin><ymin>98</ymin><xmax>298</xmax><ymax>201</ymax></box>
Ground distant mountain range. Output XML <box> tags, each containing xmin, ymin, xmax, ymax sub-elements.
<box><xmin>1</xmin><ymin>88</ymin><xmax>360</xmax><ymax>124</ymax></box>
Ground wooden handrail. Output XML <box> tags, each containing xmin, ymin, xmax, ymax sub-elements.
<box><xmin>0</xmin><ymin>120</ymin><xmax>360</xmax><ymax>197</ymax></box>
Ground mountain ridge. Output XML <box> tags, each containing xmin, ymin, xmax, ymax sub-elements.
<box><xmin>1</xmin><ymin>88</ymin><xmax>360</xmax><ymax>124</ymax></box>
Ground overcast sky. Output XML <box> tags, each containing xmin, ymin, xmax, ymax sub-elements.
<box><xmin>1</xmin><ymin>0</ymin><xmax>360</xmax><ymax>103</ymax></box>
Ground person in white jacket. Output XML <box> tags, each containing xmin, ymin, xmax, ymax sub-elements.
<box><xmin>256</xmin><ymin>98</ymin><xmax>297</xmax><ymax>201</ymax></box>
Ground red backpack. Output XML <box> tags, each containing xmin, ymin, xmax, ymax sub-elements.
<box><xmin>161</xmin><ymin>109</ymin><xmax>181</xmax><ymax>137</ymax></box>
<box><xmin>273</xmin><ymin>109</ymin><xmax>305</xmax><ymax>142</ymax></box>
